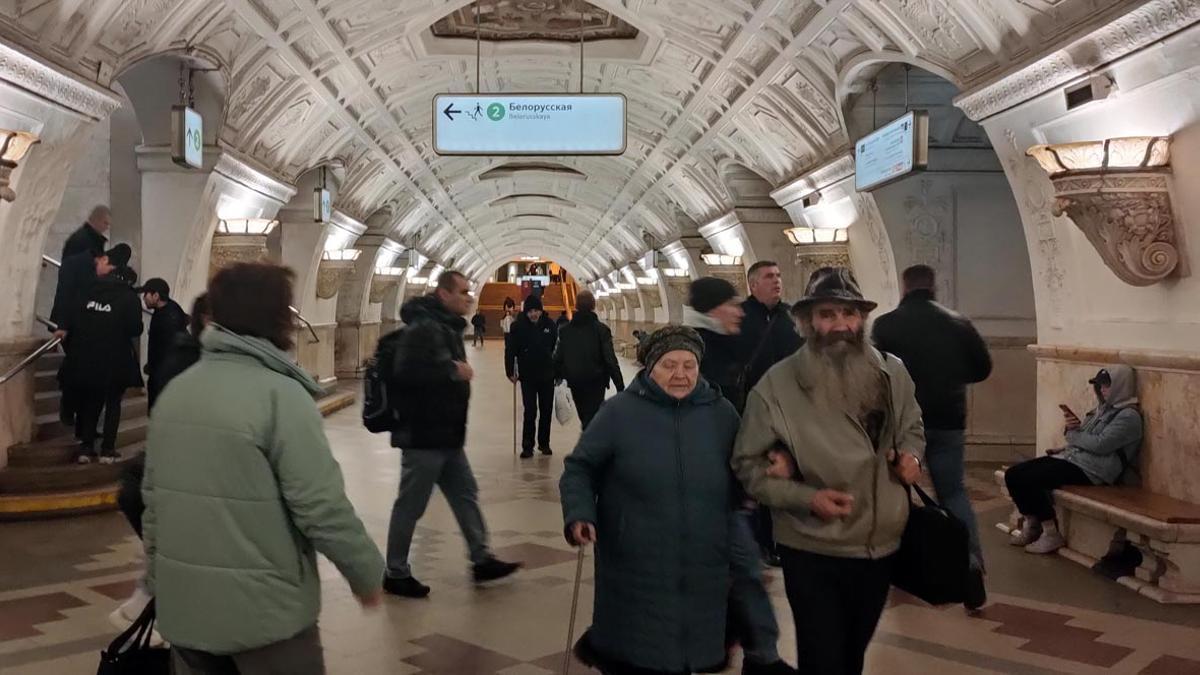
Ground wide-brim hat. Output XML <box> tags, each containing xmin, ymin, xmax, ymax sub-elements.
<box><xmin>794</xmin><ymin>267</ymin><xmax>877</xmax><ymax>312</ymax></box>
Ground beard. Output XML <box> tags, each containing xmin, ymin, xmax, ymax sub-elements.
<box><xmin>800</xmin><ymin>317</ymin><xmax>885</xmax><ymax>417</ymax></box>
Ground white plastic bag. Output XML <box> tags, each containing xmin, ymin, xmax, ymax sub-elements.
<box><xmin>554</xmin><ymin>382</ymin><xmax>575</xmax><ymax>425</ymax></box>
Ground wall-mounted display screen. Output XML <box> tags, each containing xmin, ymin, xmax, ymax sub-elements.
<box><xmin>854</xmin><ymin>110</ymin><xmax>929</xmax><ymax>192</ymax></box>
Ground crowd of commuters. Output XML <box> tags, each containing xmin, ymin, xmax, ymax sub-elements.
<box><xmin>49</xmin><ymin>217</ymin><xmax>1145</xmax><ymax>675</ymax></box>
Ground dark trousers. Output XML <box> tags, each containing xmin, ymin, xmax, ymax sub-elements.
<box><xmin>117</xmin><ymin>456</ymin><xmax>146</xmax><ymax>537</ymax></box>
<box><xmin>75</xmin><ymin>384</ymin><xmax>125</xmax><ymax>453</ymax></box>
<box><xmin>1004</xmin><ymin>456</ymin><xmax>1093</xmax><ymax>521</ymax></box>
<box><xmin>753</xmin><ymin>506</ymin><xmax>775</xmax><ymax>555</ymax></box>
<box><xmin>780</xmin><ymin>547</ymin><xmax>893</xmax><ymax>675</ymax></box>
<box><xmin>570</xmin><ymin>382</ymin><xmax>607</xmax><ymax>430</ymax></box>
<box><xmin>172</xmin><ymin>625</ymin><xmax>323</xmax><ymax>675</ymax></box>
<box><xmin>520</xmin><ymin>378</ymin><xmax>554</xmax><ymax>450</ymax></box>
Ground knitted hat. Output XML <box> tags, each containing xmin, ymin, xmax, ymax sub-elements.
<box><xmin>523</xmin><ymin>294</ymin><xmax>544</xmax><ymax>313</ymax></box>
<box><xmin>638</xmin><ymin>325</ymin><xmax>705</xmax><ymax>370</ymax></box>
<box><xmin>688</xmin><ymin>277</ymin><xmax>737</xmax><ymax>314</ymax></box>
<box><xmin>794</xmin><ymin>266</ymin><xmax>877</xmax><ymax>312</ymax></box>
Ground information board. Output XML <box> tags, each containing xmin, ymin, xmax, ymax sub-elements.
<box><xmin>433</xmin><ymin>93</ymin><xmax>626</xmax><ymax>156</ymax></box>
<box><xmin>171</xmin><ymin>105</ymin><xmax>203</xmax><ymax>169</ymax></box>
<box><xmin>854</xmin><ymin>110</ymin><xmax>929</xmax><ymax>192</ymax></box>
<box><xmin>313</xmin><ymin>188</ymin><xmax>332</xmax><ymax>223</ymax></box>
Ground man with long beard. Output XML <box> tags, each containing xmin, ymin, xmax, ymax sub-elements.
<box><xmin>732</xmin><ymin>267</ymin><xmax>924</xmax><ymax>675</ymax></box>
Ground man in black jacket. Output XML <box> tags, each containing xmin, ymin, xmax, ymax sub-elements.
<box><xmin>62</xmin><ymin>205</ymin><xmax>111</xmax><ymax>260</ymax></box>
<box><xmin>506</xmin><ymin>294</ymin><xmax>558</xmax><ymax>457</ymax></box>
<box><xmin>872</xmin><ymin>264</ymin><xmax>993</xmax><ymax>611</ymax></box>
<box><xmin>60</xmin><ymin>244</ymin><xmax>142</xmax><ymax>464</ymax></box>
<box><xmin>553</xmin><ymin>291</ymin><xmax>623</xmax><ymax>429</ymax></box>
<box><xmin>740</xmin><ymin>261</ymin><xmax>804</xmax><ymax>566</ymax></box>
<box><xmin>138</xmin><ymin>278</ymin><xmax>189</xmax><ymax>408</ymax></box>
<box><xmin>683</xmin><ymin>277</ymin><xmax>798</xmax><ymax>675</ymax></box>
<box><xmin>383</xmin><ymin>271</ymin><xmax>520</xmax><ymax>598</ymax></box>
<box><xmin>740</xmin><ymin>261</ymin><xmax>804</xmax><ymax>399</ymax></box>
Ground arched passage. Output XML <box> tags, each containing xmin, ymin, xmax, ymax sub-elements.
<box><xmin>843</xmin><ymin>62</ymin><xmax>1038</xmax><ymax>463</ymax></box>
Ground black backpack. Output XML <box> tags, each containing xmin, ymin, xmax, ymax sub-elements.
<box><xmin>362</xmin><ymin>329</ymin><xmax>402</xmax><ymax>433</ymax></box>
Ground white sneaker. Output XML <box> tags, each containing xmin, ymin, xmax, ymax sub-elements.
<box><xmin>1009</xmin><ymin>519</ymin><xmax>1042</xmax><ymax>546</ymax></box>
<box><xmin>1025</xmin><ymin>529</ymin><xmax>1065</xmax><ymax>554</ymax></box>
<box><xmin>118</xmin><ymin>586</ymin><xmax>152</xmax><ymax>622</ymax></box>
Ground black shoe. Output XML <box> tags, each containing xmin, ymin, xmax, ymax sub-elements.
<box><xmin>472</xmin><ymin>557</ymin><xmax>521</xmax><ymax>584</ymax></box>
<box><xmin>539</xmin><ymin>446</ymin><xmax>553</xmax><ymax>456</ymax></box>
<box><xmin>520</xmin><ymin>449</ymin><xmax>534</xmax><ymax>459</ymax></box>
<box><xmin>761</xmin><ymin>550</ymin><xmax>782</xmax><ymax>568</ymax></box>
<box><xmin>743</xmin><ymin>660</ymin><xmax>798</xmax><ymax>675</ymax></box>
<box><xmin>964</xmin><ymin>566</ymin><xmax>987</xmax><ymax>611</ymax></box>
<box><xmin>383</xmin><ymin>575</ymin><xmax>430</xmax><ymax>598</ymax></box>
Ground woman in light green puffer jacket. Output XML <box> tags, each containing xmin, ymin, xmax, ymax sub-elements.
<box><xmin>142</xmin><ymin>264</ymin><xmax>383</xmax><ymax>674</ymax></box>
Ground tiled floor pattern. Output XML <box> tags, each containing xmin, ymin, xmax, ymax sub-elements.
<box><xmin>3</xmin><ymin>344</ymin><xmax>1199</xmax><ymax>674</ymax></box>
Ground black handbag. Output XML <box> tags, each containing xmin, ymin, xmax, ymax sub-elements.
<box><xmin>96</xmin><ymin>600</ymin><xmax>170</xmax><ymax>674</ymax></box>
<box><xmin>893</xmin><ymin>484</ymin><xmax>971</xmax><ymax>605</ymax></box>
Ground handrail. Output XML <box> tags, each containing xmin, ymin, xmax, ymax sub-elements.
<box><xmin>1</xmin><ymin>315</ymin><xmax>61</xmax><ymax>385</ymax></box>
<box><xmin>290</xmin><ymin>306</ymin><xmax>320</xmax><ymax>344</ymax></box>
<box><xmin>42</xmin><ymin>254</ymin><xmax>60</xmax><ymax>268</ymax></box>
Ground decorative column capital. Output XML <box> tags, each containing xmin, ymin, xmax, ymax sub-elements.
<box><xmin>316</xmin><ymin>259</ymin><xmax>356</xmax><ymax>299</ymax></box>
<box><xmin>1028</xmin><ymin>136</ymin><xmax>1187</xmax><ymax>286</ymax></box>
<box><xmin>209</xmin><ymin>233</ymin><xmax>269</xmax><ymax>277</ymax></box>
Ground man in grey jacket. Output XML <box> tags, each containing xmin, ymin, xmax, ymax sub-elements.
<box><xmin>733</xmin><ymin>268</ymin><xmax>923</xmax><ymax>675</ymax></box>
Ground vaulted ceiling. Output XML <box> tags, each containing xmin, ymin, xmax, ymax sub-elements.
<box><xmin>0</xmin><ymin>0</ymin><xmax>1144</xmax><ymax>279</ymax></box>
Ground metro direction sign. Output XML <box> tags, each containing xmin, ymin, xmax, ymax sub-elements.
<box><xmin>433</xmin><ymin>93</ymin><xmax>626</xmax><ymax>156</ymax></box>
<box><xmin>854</xmin><ymin>110</ymin><xmax>929</xmax><ymax>192</ymax></box>
<box><xmin>170</xmin><ymin>105</ymin><xmax>203</xmax><ymax>169</ymax></box>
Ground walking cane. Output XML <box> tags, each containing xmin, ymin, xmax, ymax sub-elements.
<box><xmin>563</xmin><ymin>545</ymin><xmax>586</xmax><ymax>675</ymax></box>
<box><xmin>512</xmin><ymin>377</ymin><xmax>518</xmax><ymax>457</ymax></box>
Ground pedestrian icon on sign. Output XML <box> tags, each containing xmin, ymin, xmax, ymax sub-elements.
<box><xmin>471</xmin><ymin>103</ymin><xmax>483</xmax><ymax>121</ymax></box>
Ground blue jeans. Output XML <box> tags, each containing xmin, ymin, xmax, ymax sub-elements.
<box><xmin>731</xmin><ymin>510</ymin><xmax>781</xmax><ymax>664</ymax></box>
<box><xmin>924</xmin><ymin>429</ymin><xmax>983</xmax><ymax>568</ymax></box>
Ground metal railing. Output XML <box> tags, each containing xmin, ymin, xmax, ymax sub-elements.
<box><xmin>0</xmin><ymin>316</ymin><xmax>60</xmax><ymax>385</ymax></box>
<box><xmin>290</xmin><ymin>306</ymin><xmax>320</xmax><ymax>344</ymax></box>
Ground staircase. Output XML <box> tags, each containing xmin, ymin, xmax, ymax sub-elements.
<box><xmin>0</xmin><ymin>351</ymin><xmax>147</xmax><ymax>519</ymax></box>
<box><xmin>0</xmin><ymin>350</ymin><xmax>357</xmax><ymax>521</ymax></box>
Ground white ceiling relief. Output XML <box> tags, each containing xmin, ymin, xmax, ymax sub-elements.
<box><xmin>0</xmin><ymin>0</ymin><xmax>1150</xmax><ymax>278</ymax></box>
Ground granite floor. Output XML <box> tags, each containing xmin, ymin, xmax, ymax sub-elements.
<box><xmin>2</xmin><ymin>344</ymin><xmax>1199</xmax><ymax>674</ymax></box>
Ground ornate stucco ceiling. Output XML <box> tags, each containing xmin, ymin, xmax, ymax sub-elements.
<box><xmin>431</xmin><ymin>0</ymin><xmax>640</xmax><ymax>42</ymax></box>
<box><xmin>0</xmin><ymin>0</ymin><xmax>1147</xmax><ymax>280</ymax></box>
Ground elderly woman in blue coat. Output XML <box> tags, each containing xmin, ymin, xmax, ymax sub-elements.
<box><xmin>1005</xmin><ymin>365</ymin><xmax>1144</xmax><ymax>554</ymax></box>
<box><xmin>560</xmin><ymin>326</ymin><xmax>741</xmax><ymax>675</ymax></box>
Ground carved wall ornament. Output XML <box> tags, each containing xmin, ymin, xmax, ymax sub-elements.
<box><xmin>317</xmin><ymin>259</ymin><xmax>356</xmax><ymax>299</ymax></box>
<box><xmin>794</xmin><ymin>243</ymin><xmax>853</xmax><ymax>289</ymax></box>
<box><xmin>209</xmin><ymin>234</ymin><xmax>270</xmax><ymax>278</ymax></box>
<box><xmin>370</xmin><ymin>274</ymin><xmax>402</xmax><ymax>303</ymax></box>
<box><xmin>1027</xmin><ymin>137</ymin><xmax>1187</xmax><ymax>286</ymax></box>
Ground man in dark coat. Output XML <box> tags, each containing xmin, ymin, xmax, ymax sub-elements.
<box><xmin>61</xmin><ymin>244</ymin><xmax>142</xmax><ymax>464</ymax></box>
<box><xmin>739</xmin><ymin>261</ymin><xmax>804</xmax><ymax>566</ymax></box>
<box><xmin>139</xmin><ymin>278</ymin><xmax>189</xmax><ymax>408</ymax></box>
<box><xmin>740</xmin><ymin>261</ymin><xmax>804</xmax><ymax>397</ymax></box>
<box><xmin>383</xmin><ymin>271</ymin><xmax>520</xmax><ymax>599</ymax></box>
<box><xmin>682</xmin><ymin>277</ymin><xmax>745</xmax><ymax>409</ymax></box>
<box><xmin>553</xmin><ymin>291</ymin><xmax>624</xmax><ymax>429</ymax></box>
<box><xmin>872</xmin><ymin>264</ymin><xmax>993</xmax><ymax>610</ymax></box>
<box><xmin>506</xmin><ymin>294</ymin><xmax>558</xmax><ymax>457</ymax></box>
<box><xmin>682</xmin><ymin>277</ymin><xmax>797</xmax><ymax>675</ymax></box>
<box><xmin>62</xmin><ymin>205</ymin><xmax>111</xmax><ymax>260</ymax></box>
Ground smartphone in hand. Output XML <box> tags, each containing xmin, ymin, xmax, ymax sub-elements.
<box><xmin>1058</xmin><ymin>404</ymin><xmax>1078</xmax><ymax>418</ymax></box>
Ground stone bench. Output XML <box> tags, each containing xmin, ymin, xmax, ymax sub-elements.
<box><xmin>994</xmin><ymin>470</ymin><xmax>1200</xmax><ymax>604</ymax></box>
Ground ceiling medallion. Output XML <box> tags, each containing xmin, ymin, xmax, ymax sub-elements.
<box><xmin>431</xmin><ymin>0</ymin><xmax>638</xmax><ymax>42</ymax></box>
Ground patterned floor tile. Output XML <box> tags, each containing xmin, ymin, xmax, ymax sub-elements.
<box><xmin>402</xmin><ymin>633</ymin><xmax>521</xmax><ymax>674</ymax></box>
